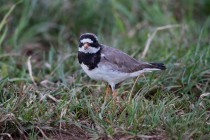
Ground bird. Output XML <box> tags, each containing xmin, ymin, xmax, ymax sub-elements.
<box><xmin>78</xmin><ymin>33</ymin><xmax>166</xmax><ymax>102</ymax></box>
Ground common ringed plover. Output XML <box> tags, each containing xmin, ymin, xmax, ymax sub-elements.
<box><xmin>78</xmin><ymin>33</ymin><xmax>166</xmax><ymax>101</ymax></box>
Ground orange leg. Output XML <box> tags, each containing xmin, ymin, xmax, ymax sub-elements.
<box><xmin>112</xmin><ymin>89</ymin><xmax>117</xmax><ymax>102</ymax></box>
<box><xmin>105</xmin><ymin>85</ymin><xmax>111</xmax><ymax>101</ymax></box>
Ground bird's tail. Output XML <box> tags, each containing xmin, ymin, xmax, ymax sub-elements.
<box><xmin>131</xmin><ymin>62</ymin><xmax>166</xmax><ymax>77</ymax></box>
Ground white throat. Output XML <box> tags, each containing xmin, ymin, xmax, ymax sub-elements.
<box><xmin>79</xmin><ymin>46</ymin><xmax>100</xmax><ymax>54</ymax></box>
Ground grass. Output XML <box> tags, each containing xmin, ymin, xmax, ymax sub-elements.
<box><xmin>0</xmin><ymin>0</ymin><xmax>210</xmax><ymax>139</ymax></box>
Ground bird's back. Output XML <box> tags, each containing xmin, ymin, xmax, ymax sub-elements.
<box><xmin>100</xmin><ymin>45</ymin><xmax>164</xmax><ymax>73</ymax></box>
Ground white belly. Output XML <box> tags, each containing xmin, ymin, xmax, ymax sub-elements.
<box><xmin>80</xmin><ymin>63</ymin><xmax>130</xmax><ymax>85</ymax></box>
<box><xmin>80</xmin><ymin>63</ymin><xmax>159</xmax><ymax>86</ymax></box>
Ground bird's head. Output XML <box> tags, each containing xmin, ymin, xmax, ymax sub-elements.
<box><xmin>78</xmin><ymin>33</ymin><xmax>101</xmax><ymax>54</ymax></box>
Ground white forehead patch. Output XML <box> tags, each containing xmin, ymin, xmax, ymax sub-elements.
<box><xmin>80</xmin><ymin>38</ymin><xmax>93</xmax><ymax>43</ymax></box>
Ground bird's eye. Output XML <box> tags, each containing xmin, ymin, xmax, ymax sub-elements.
<box><xmin>79</xmin><ymin>42</ymin><xmax>83</xmax><ymax>47</ymax></box>
<box><xmin>90</xmin><ymin>42</ymin><xmax>98</xmax><ymax>47</ymax></box>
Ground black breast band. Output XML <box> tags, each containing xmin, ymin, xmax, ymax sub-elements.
<box><xmin>78</xmin><ymin>50</ymin><xmax>101</xmax><ymax>70</ymax></box>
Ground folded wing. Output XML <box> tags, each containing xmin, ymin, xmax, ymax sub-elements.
<box><xmin>100</xmin><ymin>45</ymin><xmax>165</xmax><ymax>73</ymax></box>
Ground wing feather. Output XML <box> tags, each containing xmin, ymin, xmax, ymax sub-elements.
<box><xmin>100</xmin><ymin>45</ymin><xmax>151</xmax><ymax>73</ymax></box>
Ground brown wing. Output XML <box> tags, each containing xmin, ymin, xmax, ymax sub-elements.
<box><xmin>100</xmin><ymin>45</ymin><xmax>152</xmax><ymax>73</ymax></box>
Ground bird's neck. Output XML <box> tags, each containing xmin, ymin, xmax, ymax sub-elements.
<box><xmin>78</xmin><ymin>49</ymin><xmax>101</xmax><ymax>70</ymax></box>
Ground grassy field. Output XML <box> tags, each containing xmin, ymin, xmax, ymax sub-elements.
<box><xmin>0</xmin><ymin>0</ymin><xmax>210</xmax><ymax>139</ymax></box>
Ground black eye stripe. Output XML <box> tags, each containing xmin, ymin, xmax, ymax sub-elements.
<box><xmin>79</xmin><ymin>42</ymin><xmax>98</xmax><ymax>48</ymax></box>
<box><xmin>90</xmin><ymin>43</ymin><xmax>98</xmax><ymax>47</ymax></box>
<box><xmin>79</xmin><ymin>42</ymin><xmax>83</xmax><ymax>47</ymax></box>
